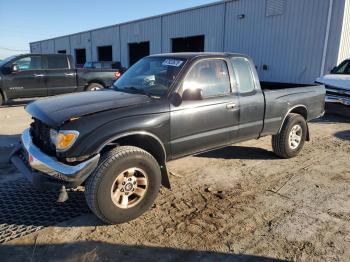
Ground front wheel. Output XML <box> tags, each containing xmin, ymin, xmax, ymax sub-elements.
<box><xmin>272</xmin><ymin>113</ymin><xmax>307</xmax><ymax>158</ymax></box>
<box><xmin>85</xmin><ymin>146</ymin><xmax>161</xmax><ymax>224</ymax></box>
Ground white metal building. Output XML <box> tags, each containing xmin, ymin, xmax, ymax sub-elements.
<box><xmin>30</xmin><ymin>0</ymin><xmax>350</xmax><ymax>84</ymax></box>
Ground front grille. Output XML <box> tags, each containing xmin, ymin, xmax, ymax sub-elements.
<box><xmin>325</xmin><ymin>85</ymin><xmax>350</xmax><ymax>98</ymax></box>
<box><xmin>30</xmin><ymin>118</ymin><xmax>56</xmax><ymax>156</ymax></box>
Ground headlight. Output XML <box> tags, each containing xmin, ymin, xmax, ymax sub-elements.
<box><xmin>50</xmin><ymin>129</ymin><xmax>79</xmax><ymax>151</ymax></box>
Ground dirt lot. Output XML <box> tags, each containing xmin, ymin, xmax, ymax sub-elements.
<box><xmin>0</xmin><ymin>103</ymin><xmax>349</xmax><ymax>261</ymax></box>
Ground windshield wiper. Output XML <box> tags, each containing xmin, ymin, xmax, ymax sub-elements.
<box><xmin>114</xmin><ymin>85</ymin><xmax>159</xmax><ymax>98</ymax></box>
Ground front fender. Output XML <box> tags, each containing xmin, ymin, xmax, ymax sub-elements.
<box><xmin>60</xmin><ymin>110</ymin><xmax>170</xmax><ymax>159</ymax></box>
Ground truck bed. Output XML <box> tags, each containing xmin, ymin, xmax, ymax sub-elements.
<box><xmin>260</xmin><ymin>82</ymin><xmax>326</xmax><ymax>136</ymax></box>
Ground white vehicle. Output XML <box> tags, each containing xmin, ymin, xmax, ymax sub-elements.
<box><xmin>316</xmin><ymin>59</ymin><xmax>350</xmax><ymax>106</ymax></box>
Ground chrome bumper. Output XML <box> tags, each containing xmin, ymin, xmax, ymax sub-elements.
<box><xmin>10</xmin><ymin>128</ymin><xmax>100</xmax><ymax>188</ymax></box>
<box><xmin>326</xmin><ymin>95</ymin><xmax>350</xmax><ymax>106</ymax></box>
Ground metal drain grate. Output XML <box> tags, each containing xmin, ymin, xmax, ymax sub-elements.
<box><xmin>0</xmin><ymin>178</ymin><xmax>90</xmax><ymax>243</ymax></box>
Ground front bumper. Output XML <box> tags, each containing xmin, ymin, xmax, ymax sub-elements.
<box><xmin>325</xmin><ymin>95</ymin><xmax>350</xmax><ymax>106</ymax></box>
<box><xmin>10</xmin><ymin>128</ymin><xmax>100</xmax><ymax>190</ymax></box>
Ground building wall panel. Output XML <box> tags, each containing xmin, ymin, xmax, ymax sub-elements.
<box><xmin>321</xmin><ymin>0</ymin><xmax>346</xmax><ymax>75</ymax></box>
<box><xmin>54</xmin><ymin>37</ymin><xmax>70</xmax><ymax>54</ymax></box>
<box><xmin>337</xmin><ymin>0</ymin><xmax>350</xmax><ymax>64</ymax></box>
<box><xmin>161</xmin><ymin>3</ymin><xmax>225</xmax><ymax>53</ymax></box>
<box><xmin>69</xmin><ymin>32</ymin><xmax>92</xmax><ymax>62</ymax></box>
<box><xmin>224</xmin><ymin>0</ymin><xmax>330</xmax><ymax>83</ymax></box>
<box><xmin>91</xmin><ymin>26</ymin><xmax>120</xmax><ymax>62</ymax></box>
<box><xmin>120</xmin><ymin>17</ymin><xmax>161</xmax><ymax>67</ymax></box>
<box><xmin>30</xmin><ymin>42</ymin><xmax>41</xmax><ymax>53</ymax></box>
<box><xmin>29</xmin><ymin>0</ymin><xmax>348</xmax><ymax>84</ymax></box>
<box><xmin>40</xmin><ymin>39</ymin><xmax>54</xmax><ymax>53</ymax></box>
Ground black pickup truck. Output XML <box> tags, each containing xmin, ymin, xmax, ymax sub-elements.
<box><xmin>10</xmin><ymin>53</ymin><xmax>325</xmax><ymax>224</ymax></box>
<box><xmin>0</xmin><ymin>53</ymin><xmax>122</xmax><ymax>105</ymax></box>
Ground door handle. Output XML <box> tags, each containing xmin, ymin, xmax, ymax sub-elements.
<box><xmin>34</xmin><ymin>74</ymin><xmax>44</xmax><ymax>78</ymax></box>
<box><xmin>226</xmin><ymin>103</ymin><xmax>238</xmax><ymax>110</ymax></box>
<box><xmin>64</xmin><ymin>73</ymin><xmax>74</xmax><ymax>76</ymax></box>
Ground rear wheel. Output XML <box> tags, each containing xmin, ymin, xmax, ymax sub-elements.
<box><xmin>272</xmin><ymin>113</ymin><xmax>307</xmax><ymax>158</ymax></box>
<box><xmin>86</xmin><ymin>82</ymin><xmax>104</xmax><ymax>91</ymax></box>
<box><xmin>85</xmin><ymin>146</ymin><xmax>161</xmax><ymax>224</ymax></box>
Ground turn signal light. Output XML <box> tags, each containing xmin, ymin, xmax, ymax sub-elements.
<box><xmin>56</xmin><ymin>133</ymin><xmax>78</xmax><ymax>150</ymax></box>
<box><xmin>50</xmin><ymin>129</ymin><xmax>79</xmax><ymax>151</ymax></box>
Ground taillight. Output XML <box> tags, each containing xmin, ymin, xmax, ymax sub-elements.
<box><xmin>114</xmin><ymin>71</ymin><xmax>121</xmax><ymax>78</ymax></box>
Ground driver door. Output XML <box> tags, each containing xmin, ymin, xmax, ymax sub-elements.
<box><xmin>170</xmin><ymin>58</ymin><xmax>239</xmax><ymax>158</ymax></box>
<box><xmin>4</xmin><ymin>55</ymin><xmax>47</xmax><ymax>98</ymax></box>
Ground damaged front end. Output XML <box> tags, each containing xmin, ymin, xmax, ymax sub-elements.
<box><xmin>10</xmin><ymin>128</ymin><xmax>100</xmax><ymax>192</ymax></box>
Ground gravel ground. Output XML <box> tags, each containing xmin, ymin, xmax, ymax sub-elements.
<box><xmin>0</xmin><ymin>104</ymin><xmax>349</xmax><ymax>262</ymax></box>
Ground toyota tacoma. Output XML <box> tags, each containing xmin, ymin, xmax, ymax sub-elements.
<box><xmin>10</xmin><ymin>53</ymin><xmax>325</xmax><ymax>224</ymax></box>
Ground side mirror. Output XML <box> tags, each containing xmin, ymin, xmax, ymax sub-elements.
<box><xmin>182</xmin><ymin>88</ymin><xmax>203</xmax><ymax>101</ymax></box>
<box><xmin>11</xmin><ymin>64</ymin><xmax>19</xmax><ymax>73</ymax></box>
<box><xmin>169</xmin><ymin>92</ymin><xmax>182</xmax><ymax>107</ymax></box>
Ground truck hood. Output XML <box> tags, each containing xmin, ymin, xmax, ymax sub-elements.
<box><xmin>26</xmin><ymin>90</ymin><xmax>151</xmax><ymax>127</ymax></box>
<box><xmin>316</xmin><ymin>74</ymin><xmax>350</xmax><ymax>90</ymax></box>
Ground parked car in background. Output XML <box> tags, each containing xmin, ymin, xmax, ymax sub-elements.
<box><xmin>0</xmin><ymin>54</ymin><xmax>123</xmax><ymax>105</ymax></box>
<box><xmin>10</xmin><ymin>52</ymin><xmax>325</xmax><ymax>224</ymax></box>
<box><xmin>316</xmin><ymin>59</ymin><xmax>350</xmax><ymax>106</ymax></box>
<box><xmin>83</xmin><ymin>61</ymin><xmax>126</xmax><ymax>80</ymax></box>
<box><xmin>84</xmin><ymin>61</ymin><xmax>126</xmax><ymax>71</ymax></box>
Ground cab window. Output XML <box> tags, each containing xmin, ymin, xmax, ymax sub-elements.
<box><xmin>183</xmin><ymin>59</ymin><xmax>231</xmax><ymax>98</ymax></box>
<box><xmin>230</xmin><ymin>57</ymin><xmax>256</xmax><ymax>94</ymax></box>
<box><xmin>14</xmin><ymin>56</ymin><xmax>42</xmax><ymax>71</ymax></box>
<box><xmin>47</xmin><ymin>55</ymin><xmax>69</xmax><ymax>69</ymax></box>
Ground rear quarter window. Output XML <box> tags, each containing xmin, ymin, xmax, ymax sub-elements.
<box><xmin>230</xmin><ymin>57</ymin><xmax>256</xmax><ymax>94</ymax></box>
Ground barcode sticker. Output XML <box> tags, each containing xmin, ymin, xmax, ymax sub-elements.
<box><xmin>162</xmin><ymin>59</ymin><xmax>183</xmax><ymax>67</ymax></box>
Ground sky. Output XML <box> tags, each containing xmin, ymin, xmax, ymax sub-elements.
<box><xmin>0</xmin><ymin>0</ymin><xmax>216</xmax><ymax>59</ymax></box>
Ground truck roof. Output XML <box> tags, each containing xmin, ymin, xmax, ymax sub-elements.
<box><xmin>150</xmin><ymin>52</ymin><xmax>248</xmax><ymax>59</ymax></box>
<box><xmin>20</xmin><ymin>53</ymin><xmax>69</xmax><ymax>56</ymax></box>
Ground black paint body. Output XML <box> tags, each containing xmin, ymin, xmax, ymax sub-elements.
<box><xmin>24</xmin><ymin>53</ymin><xmax>325</xmax><ymax>169</ymax></box>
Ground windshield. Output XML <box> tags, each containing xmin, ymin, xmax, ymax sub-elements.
<box><xmin>0</xmin><ymin>55</ymin><xmax>16</xmax><ymax>67</ymax></box>
<box><xmin>332</xmin><ymin>60</ymin><xmax>350</xmax><ymax>74</ymax></box>
<box><xmin>113</xmin><ymin>56</ymin><xmax>186</xmax><ymax>97</ymax></box>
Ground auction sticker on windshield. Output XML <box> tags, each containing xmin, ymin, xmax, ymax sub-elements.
<box><xmin>162</xmin><ymin>59</ymin><xmax>183</xmax><ymax>67</ymax></box>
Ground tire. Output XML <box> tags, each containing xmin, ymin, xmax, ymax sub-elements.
<box><xmin>272</xmin><ymin>113</ymin><xmax>307</xmax><ymax>159</ymax></box>
<box><xmin>0</xmin><ymin>93</ymin><xmax>3</xmax><ymax>106</ymax></box>
<box><xmin>86</xmin><ymin>82</ymin><xmax>104</xmax><ymax>91</ymax></box>
<box><xmin>85</xmin><ymin>146</ymin><xmax>161</xmax><ymax>224</ymax></box>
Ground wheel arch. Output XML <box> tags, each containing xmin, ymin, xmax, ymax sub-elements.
<box><xmin>278</xmin><ymin>105</ymin><xmax>308</xmax><ymax>132</ymax></box>
<box><xmin>97</xmin><ymin>131</ymin><xmax>171</xmax><ymax>189</ymax></box>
